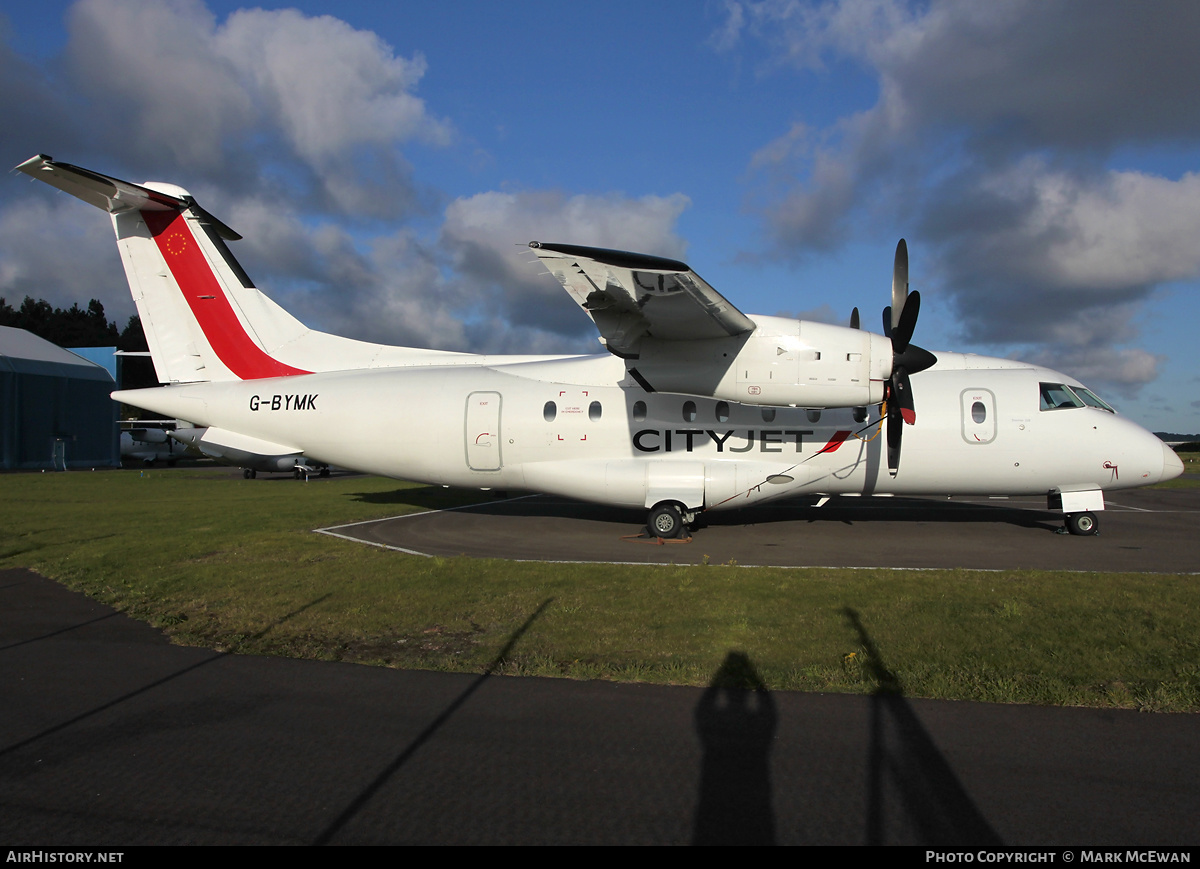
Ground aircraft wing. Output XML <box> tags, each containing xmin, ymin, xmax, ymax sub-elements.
<box><xmin>528</xmin><ymin>241</ymin><xmax>755</xmax><ymax>357</ymax></box>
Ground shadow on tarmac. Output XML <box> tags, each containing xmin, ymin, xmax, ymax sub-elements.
<box><xmin>0</xmin><ymin>592</ymin><xmax>331</xmax><ymax>761</ymax></box>
<box><xmin>845</xmin><ymin>608</ymin><xmax>1002</xmax><ymax>845</ymax></box>
<box><xmin>313</xmin><ymin>598</ymin><xmax>554</xmax><ymax>845</ymax></box>
<box><xmin>692</xmin><ymin>651</ymin><xmax>778</xmax><ymax>844</ymax></box>
<box><xmin>689</xmin><ymin>625</ymin><xmax>1002</xmax><ymax>845</ymax></box>
<box><xmin>354</xmin><ymin>489</ymin><xmax>1066</xmax><ymax>533</ymax></box>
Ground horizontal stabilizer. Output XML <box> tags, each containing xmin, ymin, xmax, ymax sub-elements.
<box><xmin>14</xmin><ymin>154</ymin><xmax>241</xmax><ymax>239</ymax></box>
<box><xmin>16</xmin><ymin>154</ymin><xmax>184</xmax><ymax>214</ymax></box>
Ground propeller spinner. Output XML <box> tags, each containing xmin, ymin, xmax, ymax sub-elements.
<box><xmin>882</xmin><ymin>239</ymin><xmax>937</xmax><ymax>475</ymax></box>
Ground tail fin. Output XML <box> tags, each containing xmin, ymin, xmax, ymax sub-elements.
<box><xmin>16</xmin><ymin>154</ymin><xmax>313</xmax><ymax>383</ymax></box>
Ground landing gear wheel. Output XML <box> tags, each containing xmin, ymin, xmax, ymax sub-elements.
<box><xmin>243</xmin><ymin>468</ymin><xmax>256</xmax><ymax>479</ymax></box>
<box><xmin>1066</xmin><ymin>511</ymin><xmax>1098</xmax><ymax>536</ymax></box>
<box><xmin>318</xmin><ymin>468</ymin><xmax>330</xmax><ymax>478</ymax></box>
<box><xmin>647</xmin><ymin>502</ymin><xmax>684</xmax><ymax>539</ymax></box>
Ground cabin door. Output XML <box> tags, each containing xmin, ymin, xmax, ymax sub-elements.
<box><xmin>465</xmin><ymin>391</ymin><xmax>503</xmax><ymax>471</ymax></box>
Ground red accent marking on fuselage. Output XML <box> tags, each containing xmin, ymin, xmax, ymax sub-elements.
<box><xmin>142</xmin><ymin>209</ymin><xmax>310</xmax><ymax>380</ymax></box>
<box><xmin>817</xmin><ymin>430</ymin><xmax>852</xmax><ymax>455</ymax></box>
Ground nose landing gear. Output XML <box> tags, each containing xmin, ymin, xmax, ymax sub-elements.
<box><xmin>1065</xmin><ymin>511</ymin><xmax>1099</xmax><ymax>536</ymax></box>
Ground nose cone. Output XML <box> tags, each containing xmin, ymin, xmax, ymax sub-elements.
<box><xmin>1160</xmin><ymin>443</ymin><xmax>1185</xmax><ymax>483</ymax></box>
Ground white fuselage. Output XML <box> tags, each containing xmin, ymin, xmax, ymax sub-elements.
<box><xmin>114</xmin><ymin>349</ymin><xmax>1177</xmax><ymax>512</ymax></box>
<box><xmin>19</xmin><ymin>154</ymin><xmax>1182</xmax><ymax>523</ymax></box>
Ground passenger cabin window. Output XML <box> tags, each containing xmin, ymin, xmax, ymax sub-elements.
<box><xmin>806</xmin><ymin>409</ymin><xmax>822</xmax><ymax>424</ymax></box>
<box><xmin>971</xmin><ymin>401</ymin><xmax>987</xmax><ymax>423</ymax></box>
<box><xmin>683</xmin><ymin>401</ymin><xmax>697</xmax><ymax>422</ymax></box>
<box><xmin>715</xmin><ymin>401</ymin><xmax>730</xmax><ymax>423</ymax></box>
<box><xmin>589</xmin><ymin>401</ymin><xmax>602</xmax><ymax>421</ymax></box>
<box><xmin>633</xmin><ymin>400</ymin><xmax>647</xmax><ymax>422</ymax></box>
<box><xmin>543</xmin><ymin>401</ymin><xmax>557</xmax><ymax>422</ymax></box>
<box><xmin>761</xmin><ymin>407</ymin><xmax>776</xmax><ymax>423</ymax></box>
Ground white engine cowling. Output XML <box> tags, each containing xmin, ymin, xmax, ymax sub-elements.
<box><xmin>630</xmin><ymin>315</ymin><xmax>890</xmax><ymax>408</ymax></box>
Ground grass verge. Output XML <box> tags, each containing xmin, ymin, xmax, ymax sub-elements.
<box><xmin>2</xmin><ymin>469</ymin><xmax>1197</xmax><ymax>711</ymax></box>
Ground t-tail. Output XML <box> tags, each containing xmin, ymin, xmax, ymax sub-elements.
<box><xmin>15</xmin><ymin>155</ymin><xmax>472</xmax><ymax>383</ymax></box>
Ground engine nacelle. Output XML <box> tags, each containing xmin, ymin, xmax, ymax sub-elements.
<box><xmin>630</xmin><ymin>315</ymin><xmax>890</xmax><ymax>408</ymax></box>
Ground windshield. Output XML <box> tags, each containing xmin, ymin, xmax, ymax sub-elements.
<box><xmin>1039</xmin><ymin>382</ymin><xmax>1116</xmax><ymax>413</ymax></box>
<box><xmin>1071</xmin><ymin>386</ymin><xmax>1115</xmax><ymax>412</ymax></box>
<box><xmin>1040</xmin><ymin>382</ymin><xmax>1084</xmax><ymax>410</ymax></box>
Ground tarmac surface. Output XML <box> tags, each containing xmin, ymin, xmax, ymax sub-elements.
<box><xmin>2</xmin><ymin>567</ymin><xmax>1199</xmax><ymax>846</ymax></box>
<box><xmin>319</xmin><ymin>485</ymin><xmax>1200</xmax><ymax>572</ymax></box>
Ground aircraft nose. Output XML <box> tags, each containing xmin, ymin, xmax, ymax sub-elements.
<box><xmin>1160</xmin><ymin>442</ymin><xmax>1184</xmax><ymax>483</ymax></box>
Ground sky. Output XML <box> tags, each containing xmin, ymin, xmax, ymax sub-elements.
<box><xmin>2</xmin><ymin>0</ymin><xmax>1198</xmax><ymax>433</ymax></box>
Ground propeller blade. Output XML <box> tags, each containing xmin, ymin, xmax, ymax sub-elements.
<box><xmin>881</xmin><ymin>305</ymin><xmax>892</xmax><ymax>338</ymax></box>
<box><xmin>850</xmin><ymin>307</ymin><xmax>860</xmax><ymax>330</ymax></box>
<box><xmin>891</xmin><ymin>239</ymin><xmax>908</xmax><ymax>332</ymax></box>
<box><xmin>892</xmin><ymin>290</ymin><xmax>921</xmax><ymax>354</ymax></box>
<box><xmin>892</xmin><ymin>366</ymin><xmax>916</xmax><ymax>425</ymax></box>
<box><xmin>886</xmin><ymin>397</ymin><xmax>902</xmax><ymax>473</ymax></box>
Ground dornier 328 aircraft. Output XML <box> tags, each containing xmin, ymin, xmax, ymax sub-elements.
<box><xmin>16</xmin><ymin>154</ymin><xmax>1183</xmax><ymax>538</ymax></box>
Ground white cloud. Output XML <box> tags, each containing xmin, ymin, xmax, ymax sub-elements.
<box><xmin>718</xmin><ymin>0</ymin><xmax>1200</xmax><ymax>395</ymax></box>
<box><xmin>1027</xmin><ymin>346</ymin><xmax>1163</xmax><ymax>398</ymax></box>
<box><xmin>441</xmin><ymin>190</ymin><xmax>691</xmax><ymax>340</ymax></box>
<box><xmin>65</xmin><ymin>0</ymin><xmax>450</xmax><ymax>216</ymax></box>
<box><xmin>0</xmin><ymin>196</ymin><xmax>132</xmax><ymax>320</ymax></box>
<box><xmin>1</xmin><ymin>1</ymin><xmax>693</xmax><ymax>357</ymax></box>
<box><xmin>198</xmin><ymin>188</ymin><xmax>693</xmax><ymax>355</ymax></box>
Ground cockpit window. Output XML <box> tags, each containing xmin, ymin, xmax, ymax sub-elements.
<box><xmin>1040</xmin><ymin>382</ymin><xmax>1115</xmax><ymax>412</ymax></box>
<box><xmin>1072</xmin><ymin>386</ymin><xmax>1115</xmax><ymax>413</ymax></box>
<box><xmin>1040</xmin><ymin>383</ymin><xmax>1084</xmax><ymax>411</ymax></box>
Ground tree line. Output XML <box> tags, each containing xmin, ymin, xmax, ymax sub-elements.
<box><xmin>0</xmin><ymin>296</ymin><xmax>147</xmax><ymax>351</ymax></box>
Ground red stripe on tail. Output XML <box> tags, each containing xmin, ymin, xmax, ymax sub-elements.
<box><xmin>143</xmin><ymin>210</ymin><xmax>311</xmax><ymax>380</ymax></box>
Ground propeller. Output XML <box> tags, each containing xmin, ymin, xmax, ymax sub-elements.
<box><xmin>881</xmin><ymin>239</ymin><xmax>937</xmax><ymax>475</ymax></box>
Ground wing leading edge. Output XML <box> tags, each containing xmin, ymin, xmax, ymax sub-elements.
<box><xmin>528</xmin><ymin>241</ymin><xmax>755</xmax><ymax>358</ymax></box>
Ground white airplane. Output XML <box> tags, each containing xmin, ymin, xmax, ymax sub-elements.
<box><xmin>16</xmin><ymin>154</ymin><xmax>1183</xmax><ymax>537</ymax></box>
<box><xmin>121</xmin><ymin>424</ymin><xmax>189</xmax><ymax>466</ymax></box>
<box><xmin>119</xmin><ymin>420</ymin><xmax>324</xmax><ymax>477</ymax></box>
<box><xmin>165</xmin><ymin>426</ymin><xmax>329</xmax><ymax>479</ymax></box>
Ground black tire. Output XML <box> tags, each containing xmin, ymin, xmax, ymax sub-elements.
<box><xmin>1066</xmin><ymin>511</ymin><xmax>1099</xmax><ymax>536</ymax></box>
<box><xmin>647</xmin><ymin>502</ymin><xmax>684</xmax><ymax>539</ymax></box>
<box><xmin>243</xmin><ymin>468</ymin><xmax>253</xmax><ymax>479</ymax></box>
<box><xmin>319</xmin><ymin>468</ymin><xmax>330</xmax><ymax>478</ymax></box>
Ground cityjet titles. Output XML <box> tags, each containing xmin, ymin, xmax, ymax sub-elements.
<box><xmin>633</xmin><ymin>429</ymin><xmax>814</xmax><ymax>453</ymax></box>
<box><xmin>249</xmin><ymin>393</ymin><xmax>318</xmax><ymax>411</ymax></box>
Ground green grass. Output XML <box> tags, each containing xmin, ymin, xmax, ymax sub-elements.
<box><xmin>2</xmin><ymin>469</ymin><xmax>1198</xmax><ymax>711</ymax></box>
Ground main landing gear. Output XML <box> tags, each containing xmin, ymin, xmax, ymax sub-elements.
<box><xmin>1064</xmin><ymin>511</ymin><xmax>1099</xmax><ymax>536</ymax></box>
<box><xmin>646</xmin><ymin>502</ymin><xmax>696</xmax><ymax>539</ymax></box>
